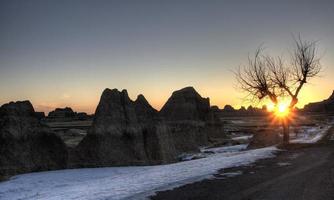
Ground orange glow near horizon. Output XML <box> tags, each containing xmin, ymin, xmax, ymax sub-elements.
<box><xmin>1</xmin><ymin>84</ymin><xmax>332</xmax><ymax>115</ymax></box>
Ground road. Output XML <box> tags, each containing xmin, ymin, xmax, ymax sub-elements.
<box><xmin>151</xmin><ymin>127</ymin><xmax>334</xmax><ymax>200</ymax></box>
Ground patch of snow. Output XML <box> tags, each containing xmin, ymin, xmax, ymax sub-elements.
<box><xmin>214</xmin><ymin>170</ymin><xmax>243</xmax><ymax>179</ymax></box>
<box><xmin>178</xmin><ymin>153</ymin><xmax>208</xmax><ymax>161</ymax></box>
<box><xmin>222</xmin><ymin>171</ymin><xmax>243</xmax><ymax>177</ymax></box>
<box><xmin>230</xmin><ymin>120</ymin><xmax>246</xmax><ymax>124</ymax></box>
<box><xmin>0</xmin><ymin>146</ymin><xmax>278</xmax><ymax>200</ymax></box>
<box><xmin>290</xmin><ymin>125</ymin><xmax>331</xmax><ymax>144</ymax></box>
<box><xmin>180</xmin><ymin>144</ymin><xmax>248</xmax><ymax>161</ymax></box>
<box><xmin>232</xmin><ymin>135</ymin><xmax>253</xmax><ymax>141</ymax></box>
<box><xmin>202</xmin><ymin>144</ymin><xmax>248</xmax><ymax>154</ymax></box>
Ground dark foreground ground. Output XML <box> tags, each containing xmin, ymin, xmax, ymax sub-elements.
<box><xmin>151</xmin><ymin>128</ymin><xmax>334</xmax><ymax>200</ymax></box>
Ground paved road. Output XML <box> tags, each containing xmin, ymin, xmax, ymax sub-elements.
<box><xmin>151</xmin><ymin>127</ymin><xmax>334</xmax><ymax>200</ymax></box>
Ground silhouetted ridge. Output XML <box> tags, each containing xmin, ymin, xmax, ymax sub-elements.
<box><xmin>76</xmin><ymin>88</ymin><xmax>168</xmax><ymax>166</ymax></box>
<box><xmin>75</xmin><ymin>87</ymin><xmax>224</xmax><ymax>167</ymax></box>
<box><xmin>303</xmin><ymin>90</ymin><xmax>334</xmax><ymax>112</ymax></box>
<box><xmin>46</xmin><ymin>106</ymin><xmax>91</xmax><ymax>121</ymax></box>
<box><xmin>93</xmin><ymin>88</ymin><xmax>137</xmax><ymax>128</ymax></box>
<box><xmin>160</xmin><ymin>86</ymin><xmax>211</xmax><ymax>121</ymax></box>
<box><xmin>0</xmin><ymin>101</ymin><xmax>67</xmax><ymax>179</ymax></box>
<box><xmin>48</xmin><ymin>107</ymin><xmax>74</xmax><ymax>118</ymax></box>
<box><xmin>134</xmin><ymin>94</ymin><xmax>158</xmax><ymax>123</ymax></box>
<box><xmin>329</xmin><ymin>90</ymin><xmax>334</xmax><ymax>100</ymax></box>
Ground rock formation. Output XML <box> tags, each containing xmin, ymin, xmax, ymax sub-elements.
<box><xmin>46</xmin><ymin>107</ymin><xmax>91</xmax><ymax>121</ymax></box>
<box><xmin>75</xmin><ymin>89</ymin><xmax>167</xmax><ymax>166</ymax></box>
<box><xmin>219</xmin><ymin>104</ymin><xmax>267</xmax><ymax>117</ymax></box>
<box><xmin>0</xmin><ymin>101</ymin><xmax>67</xmax><ymax>179</ymax></box>
<box><xmin>134</xmin><ymin>94</ymin><xmax>158</xmax><ymax>123</ymax></box>
<box><xmin>158</xmin><ymin>87</ymin><xmax>225</xmax><ymax>149</ymax></box>
<box><xmin>76</xmin><ymin>112</ymin><xmax>91</xmax><ymax>120</ymax></box>
<box><xmin>248</xmin><ymin>129</ymin><xmax>281</xmax><ymax>149</ymax></box>
<box><xmin>34</xmin><ymin>112</ymin><xmax>45</xmax><ymax>120</ymax></box>
<box><xmin>160</xmin><ymin>86</ymin><xmax>221</xmax><ymax>144</ymax></box>
<box><xmin>303</xmin><ymin>90</ymin><xmax>334</xmax><ymax>113</ymax></box>
<box><xmin>48</xmin><ymin>107</ymin><xmax>75</xmax><ymax>118</ymax></box>
<box><xmin>160</xmin><ymin>87</ymin><xmax>212</xmax><ymax>121</ymax></box>
<box><xmin>223</xmin><ymin>105</ymin><xmax>235</xmax><ymax>112</ymax></box>
<box><xmin>75</xmin><ymin>87</ymin><xmax>225</xmax><ymax>167</ymax></box>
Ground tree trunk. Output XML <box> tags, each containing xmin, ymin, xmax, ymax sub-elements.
<box><xmin>282</xmin><ymin>119</ymin><xmax>289</xmax><ymax>144</ymax></box>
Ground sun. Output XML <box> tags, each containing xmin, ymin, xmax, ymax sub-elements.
<box><xmin>274</xmin><ymin>102</ymin><xmax>290</xmax><ymax>117</ymax></box>
<box><xmin>266</xmin><ymin>101</ymin><xmax>290</xmax><ymax>118</ymax></box>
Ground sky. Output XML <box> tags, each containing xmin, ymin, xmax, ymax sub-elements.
<box><xmin>0</xmin><ymin>0</ymin><xmax>333</xmax><ymax>114</ymax></box>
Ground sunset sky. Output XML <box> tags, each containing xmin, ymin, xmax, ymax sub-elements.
<box><xmin>0</xmin><ymin>0</ymin><xmax>333</xmax><ymax>114</ymax></box>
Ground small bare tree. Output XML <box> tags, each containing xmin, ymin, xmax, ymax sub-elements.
<box><xmin>236</xmin><ymin>36</ymin><xmax>321</xmax><ymax>144</ymax></box>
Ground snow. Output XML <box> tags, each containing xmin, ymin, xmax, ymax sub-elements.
<box><xmin>216</xmin><ymin>171</ymin><xmax>243</xmax><ymax>179</ymax></box>
<box><xmin>231</xmin><ymin>135</ymin><xmax>253</xmax><ymax>141</ymax></box>
<box><xmin>202</xmin><ymin>144</ymin><xmax>248</xmax><ymax>154</ymax></box>
<box><xmin>230</xmin><ymin>120</ymin><xmax>246</xmax><ymax>124</ymax></box>
<box><xmin>290</xmin><ymin>125</ymin><xmax>332</xmax><ymax>144</ymax></box>
<box><xmin>179</xmin><ymin>144</ymin><xmax>248</xmax><ymax>161</ymax></box>
<box><xmin>0</xmin><ymin>146</ymin><xmax>277</xmax><ymax>200</ymax></box>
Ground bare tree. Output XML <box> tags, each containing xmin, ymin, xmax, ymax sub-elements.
<box><xmin>236</xmin><ymin>36</ymin><xmax>321</xmax><ymax>144</ymax></box>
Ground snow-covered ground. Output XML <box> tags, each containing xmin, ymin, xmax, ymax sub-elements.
<box><xmin>179</xmin><ymin>144</ymin><xmax>248</xmax><ymax>161</ymax></box>
<box><xmin>2</xmin><ymin>119</ymin><xmax>331</xmax><ymax>200</ymax></box>
<box><xmin>0</xmin><ymin>146</ymin><xmax>277</xmax><ymax>200</ymax></box>
<box><xmin>290</xmin><ymin>125</ymin><xmax>332</xmax><ymax>143</ymax></box>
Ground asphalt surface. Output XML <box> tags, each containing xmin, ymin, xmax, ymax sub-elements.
<box><xmin>151</xmin><ymin>127</ymin><xmax>334</xmax><ymax>200</ymax></box>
